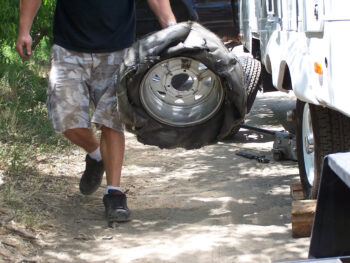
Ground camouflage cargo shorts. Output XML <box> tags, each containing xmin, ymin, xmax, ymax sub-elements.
<box><xmin>47</xmin><ymin>44</ymin><xmax>126</xmax><ymax>133</ymax></box>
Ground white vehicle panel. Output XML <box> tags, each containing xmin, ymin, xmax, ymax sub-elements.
<box><xmin>241</xmin><ymin>0</ymin><xmax>350</xmax><ymax>118</ymax></box>
<box><xmin>324</xmin><ymin>0</ymin><xmax>350</xmax><ymax>21</ymax></box>
<box><xmin>317</xmin><ymin>21</ymin><xmax>350</xmax><ymax>117</ymax></box>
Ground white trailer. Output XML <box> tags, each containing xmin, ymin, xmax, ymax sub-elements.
<box><xmin>238</xmin><ymin>0</ymin><xmax>350</xmax><ymax>198</ymax></box>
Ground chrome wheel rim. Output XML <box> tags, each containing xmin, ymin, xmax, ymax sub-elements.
<box><xmin>139</xmin><ymin>57</ymin><xmax>224</xmax><ymax>127</ymax></box>
<box><xmin>302</xmin><ymin>103</ymin><xmax>315</xmax><ymax>186</ymax></box>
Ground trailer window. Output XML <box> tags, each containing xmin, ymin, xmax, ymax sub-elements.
<box><xmin>268</xmin><ymin>0</ymin><xmax>273</xmax><ymax>12</ymax></box>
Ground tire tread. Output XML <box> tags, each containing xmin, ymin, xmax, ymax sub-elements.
<box><xmin>310</xmin><ymin>105</ymin><xmax>350</xmax><ymax>198</ymax></box>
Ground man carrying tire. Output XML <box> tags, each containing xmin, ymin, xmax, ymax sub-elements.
<box><xmin>16</xmin><ymin>0</ymin><xmax>176</xmax><ymax>223</ymax></box>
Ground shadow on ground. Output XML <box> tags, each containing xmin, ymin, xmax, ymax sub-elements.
<box><xmin>34</xmin><ymin>92</ymin><xmax>307</xmax><ymax>263</ymax></box>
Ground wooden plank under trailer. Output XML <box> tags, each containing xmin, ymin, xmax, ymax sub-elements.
<box><xmin>281</xmin><ymin>152</ymin><xmax>350</xmax><ymax>262</ymax></box>
<box><xmin>291</xmin><ymin>183</ymin><xmax>317</xmax><ymax>238</ymax></box>
<box><xmin>292</xmin><ymin>198</ymin><xmax>317</xmax><ymax>238</ymax></box>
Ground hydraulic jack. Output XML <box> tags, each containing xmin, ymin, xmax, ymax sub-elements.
<box><xmin>239</xmin><ymin>124</ymin><xmax>298</xmax><ymax>161</ymax></box>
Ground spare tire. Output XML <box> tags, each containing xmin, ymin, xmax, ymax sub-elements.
<box><xmin>238</xmin><ymin>56</ymin><xmax>261</xmax><ymax>113</ymax></box>
<box><xmin>220</xmin><ymin>56</ymin><xmax>262</xmax><ymax>140</ymax></box>
<box><xmin>116</xmin><ymin>22</ymin><xmax>247</xmax><ymax>149</ymax></box>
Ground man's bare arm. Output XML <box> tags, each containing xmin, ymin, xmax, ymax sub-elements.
<box><xmin>147</xmin><ymin>0</ymin><xmax>177</xmax><ymax>28</ymax></box>
<box><xmin>16</xmin><ymin>0</ymin><xmax>42</xmax><ymax>58</ymax></box>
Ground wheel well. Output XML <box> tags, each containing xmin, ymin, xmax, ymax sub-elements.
<box><xmin>251</xmin><ymin>38</ymin><xmax>261</xmax><ymax>60</ymax></box>
<box><xmin>260</xmin><ymin>55</ymin><xmax>277</xmax><ymax>92</ymax></box>
<box><xmin>281</xmin><ymin>66</ymin><xmax>292</xmax><ymax>91</ymax></box>
<box><xmin>265</xmin><ymin>55</ymin><xmax>272</xmax><ymax>73</ymax></box>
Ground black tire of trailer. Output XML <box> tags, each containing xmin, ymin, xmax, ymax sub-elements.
<box><xmin>296</xmin><ymin>100</ymin><xmax>350</xmax><ymax>199</ymax></box>
<box><xmin>221</xmin><ymin>56</ymin><xmax>262</xmax><ymax>140</ymax></box>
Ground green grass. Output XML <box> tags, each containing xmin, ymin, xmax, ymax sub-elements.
<box><xmin>0</xmin><ymin>39</ymin><xmax>73</xmax><ymax>227</ymax></box>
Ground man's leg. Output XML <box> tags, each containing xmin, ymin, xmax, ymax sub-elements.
<box><xmin>64</xmin><ymin>128</ymin><xmax>105</xmax><ymax>195</ymax></box>
<box><xmin>64</xmin><ymin>126</ymin><xmax>125</xmax><ymax>185</ymax></box>
<box><xmin>100</xmin><ymin>126</ymin><xmax>130</xmax><ymax>222</ymax></box>
<box><xmin>100</xmin><ymin>126</ymin><xmax>125</xmax><ymax>187</ymax></box>
<box><xmin>64</xmin><ymin>126</ymin><xmax>126</xmax><ymax>190</ymax></box>
<box><xmin>64</xmin><ymin>128</ymin><xmax>99</xmax><ymax>153</ymax></box>
<box><xmin>88</xmin><ymin>50</ymin><xmax>130</xmax><ymax>221</ymax></box>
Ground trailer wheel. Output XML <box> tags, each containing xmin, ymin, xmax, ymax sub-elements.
<box><xmin>296</xmin><ymin>100</ymin><xmax>350</xmax><ymax>199</ymax></box>
<box><xmin>296</xmin><ymin>101</ymin><xmax>315</xmax><ymax>198</ymax></box>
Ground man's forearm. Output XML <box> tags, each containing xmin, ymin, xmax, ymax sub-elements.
<box><xmin>147</xmin><ymin>0</ymin><xmax>176</xmax><ymax>28</ymax></box>
<box><xmin>16</xmin><ymin>0</ymin><xmax>42</xmax><ymax>58</ymax></box>
<box><xmin>18</xmin><ymin>0</ymin><xmax>42</xmax><ymax>35</ymax></box>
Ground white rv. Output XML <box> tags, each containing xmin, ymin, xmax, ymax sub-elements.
<box><xmin>239</xmin><ymin>0</ymin><xmax>350</xmax><ymax>198</ymax></box>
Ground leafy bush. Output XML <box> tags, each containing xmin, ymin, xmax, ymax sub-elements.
<box><xmin>0</xmin><ymin>0</ymin><xmax>69</xmax><ymax>177</ymax></box>
<box><xmin>0</xmin><ymin>0</ymin><xmax>55</xmax><ymax>46</ymax></box>
<box><xmin>0</xmin><ymin>1</ymin><xmax>75</xmax><ymax>226</ymax></box>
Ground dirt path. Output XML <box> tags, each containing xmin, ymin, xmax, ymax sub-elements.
<box><xmin>12</xmin><ymin>92</ymin><xmax>310</xmax><ymax>263</ymax></box>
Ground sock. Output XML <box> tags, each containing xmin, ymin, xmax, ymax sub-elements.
<box><xmin>106</xmin><ymin>185</ymin><xmax>121</xmax><ymax>195</ymax></box>
<box><xmin>88</xmin><ymin>146</ymin><xmax>102</xmax><ymax>162</ymax></box>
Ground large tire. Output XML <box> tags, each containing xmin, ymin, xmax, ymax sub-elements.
<box><xmin>125</xmin><ymin>55</ymin><xmax>228</xmax><ymax>149</ymax></box>
<box><xmin>220</xmin><ymin>56</ymin><xmax>262</xmax><ymax>140</ymax></box>
<box><xmin>116</xmin><ymin>22</ymin><xmax>246</xmax><ymax>149</ymax></box>
<box><xmin>296</xmin><ymin>100</ymin><xmax>350</xmax><ymax>199</ymax></box>
<box><xmin>237</xmin><ymin>56</ymin><xmax>261</xmax><ymax>113</ymax></box>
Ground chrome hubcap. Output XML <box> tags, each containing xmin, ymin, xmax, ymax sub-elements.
<box><xmin>302</xmin><ymin>103</ymin><xmax>315</xmax><ymax>186</ymax></box>
<box><xmin>139</xmin><ymin>57</ymin><xmax>224</xmax><ymax>127</ymax></box>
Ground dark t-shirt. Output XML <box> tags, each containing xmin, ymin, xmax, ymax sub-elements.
<box><xmin>53</xmin><ymin>0</ymin><xmax>136</xmax><ymax>53</ymax></box>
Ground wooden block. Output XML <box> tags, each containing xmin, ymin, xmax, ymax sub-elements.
<box><xmin>292</xmin><ymin>200</ymin><xmax>317</xmax><ymax>238</ymax></box>
<box><xmin>290</xmin><ymin>183</ymin><xmax>305</xmax><ymax>200</ymax></box>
